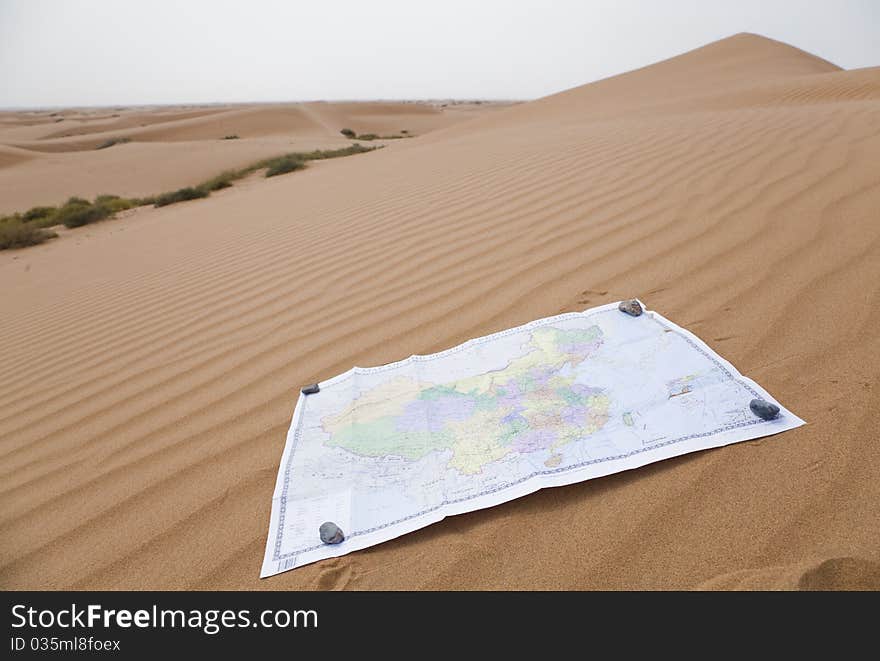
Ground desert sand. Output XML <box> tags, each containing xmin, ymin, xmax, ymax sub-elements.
<box><xmin>1</xmin><ymin>33</ymin><xmax>879</xmax><ymax>590</ymax></box>
<box><xmin>0</xmin><ymin>100</ymin><xmax>501</xmax><ymax>214</ymax></box>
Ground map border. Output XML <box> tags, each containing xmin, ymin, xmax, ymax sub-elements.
<box><xmin>261</xmin><ymin>300</ymin><xmax>805</xmax><ymax>577</ymax></box>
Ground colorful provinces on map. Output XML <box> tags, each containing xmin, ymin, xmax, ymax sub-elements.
<box><xmin>321</xmin><ymin>326</ymin><xmax>611</xmax><ymax>474</ymax></box>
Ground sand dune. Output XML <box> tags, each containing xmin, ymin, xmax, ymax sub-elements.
<box><xmin>0</xmin><ymin>144</ymin><xmax>37</xmax><ymax>170</ymax></box>
<box><xmin>1</xmin><ymin>33</ymin><xmax>879</xmax><ymax>590</ymax></box>
<box><xmin>0</xmin><ymin>101</ymin><xmax>504</xmax><ymax>213</ymax></box>
<box><xmin>37</xmin><ymin>107</ymin><xmax>239</xmax><ymax>141</ymax></box>
<box><xmin>0</xmin><ymin>139</ymin><xmax>351</xmax><ymax>214</ymax></box>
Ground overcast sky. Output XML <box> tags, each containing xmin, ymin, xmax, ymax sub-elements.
<box><xmin>1</xmin><ymin>0</ymin><xmax>878</xmax><ymax>108</ymax></box>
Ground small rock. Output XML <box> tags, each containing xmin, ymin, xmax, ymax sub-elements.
<box><xmin>301</xmin><ymin>383</ymin><xmax>320</xmax><ymax>395</ymax></box>
<box><xmin>319</xmin><ymin>521</ymin><xmax>344</xmax><ymax>545</ymax></box>
<box><xmin>749</xmin><ymin>398</ymin><xmax>780</xmax><ymax>420</ymax></box>
<box><xmin>618</xmin><ymin>299</ymin><xmax>643</xmax><ymax>317</ymax></box>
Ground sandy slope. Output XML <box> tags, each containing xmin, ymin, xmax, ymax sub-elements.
<box><xmin>1</xmin><ymin>33</ymin><xmax>879</xmax><ymax>590</ymax></box>
<box><xmin>0</xmin><ymin>101</ymin><xmax>502</xmax><ymax>213</ymax></box>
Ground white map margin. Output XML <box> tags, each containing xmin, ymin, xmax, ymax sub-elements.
<box><xmin>260</xmin><ymin>300</ymin><xmax>805</xmax><ymax>578</ymax></box>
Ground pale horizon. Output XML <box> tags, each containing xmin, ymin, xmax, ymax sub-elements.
<box><xmin>1</xmin><ymin>0</ymin><xmax>879</xmax><ymax>109</ymax></box>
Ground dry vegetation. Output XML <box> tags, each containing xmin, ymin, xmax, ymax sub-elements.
<box><xmin>340</xmin><ymin>128</ymin><xmax>411</xmax><ymax>141</ymax></box>
<box><xmin>0</xmin><ymin>144</ymin><xmax>377</xmax><ymax>249</ymax></box>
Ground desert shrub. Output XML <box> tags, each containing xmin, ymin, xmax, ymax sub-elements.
<box><xmin>51</xmin><ymin>198</ymin><xmax>92</xmax><ymax>227</ymax></box>
<box><xmin>355</xmin><ymin>133</ymin><xmax>378</xmax><ymax>141</ymax></box>
<box><xmin>8</xmin><ymin>195</ymin><xmax>144</xmax><ymax>237</ymax></box>
<box><xmin>244</xmin><ymin>144</ymin><xmax>375</xmax><ymax>178</ymax></box>
<box><xmin>198</xmin><ymin>171</ymin><xmax>236</xmax><ymax>192</ymax></box>
<box><xmin>340</xmin><ymin>128</ymin><xmax>356</xmax><ymax>138</ymax></box>
<box><xmin>95</xmin><ymin>137</ymin><xmax>131</xmax><ymax>150</ymax></box>
<box><xmin>58</xmin><ymin>203</ymin><xmax>112</xmax><ymax>228</ymax></box>
<box><xmin>293</xmin><ymin>144</ymin><xmax>374</xmax><ymax>162</ymax></box>
<box><xmin>62</xmin><ymin>206</ymin><xmax>109</xmax><ymax>228</ymax></box>
<box><xmin>95</xmin><ymin>194</ymin><xmax>138</xmax><ymax>213</ymax></box>
<box><xmin>153</xmin><ymin>187</ymin><xmax>209</xmax><ymax>207</ymax></box>
<box><xmin>223</xmin><ymin>135</ymin><xmax>239</xmax><ymax>140</ymax></box>
<box><xmin>0</xmin><ymin>220</ymin><xmax>57</xmax><ymax>249</ymax></box>
<box><xmin>21</xmin><ymin>206</ymin><xmax>57</xmax><ymax>223</ymax></box>
<box><xmin>264</xmin><ymin>156</ymin><xmax>306</xmax><ymax>177</ymax></box>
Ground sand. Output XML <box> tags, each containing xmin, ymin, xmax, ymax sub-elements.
<box><xmin>1</xmin><ymin>33</ymin><xmax>879</xmax><ymax>590</ymax></box>
<box><xmin>0</xmin><ymin>101</ymin><xmax>505</xmax><ymax>214</ymax></box>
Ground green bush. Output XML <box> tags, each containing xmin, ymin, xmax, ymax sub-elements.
<box><xmin>59</xmin><ymin>203</ymin><xmax>112</xmax><ymax>228</ymax></box>
<box><xmin>264</xmin><ymin>156</ymin><xmax>306</xmax><ymax>177</ymax></box>
<box><xmin>340</xmin><ymin>128</ymin><xmax>356</xmax><ymax>138</ymax></box>
<box><xmin>298</xmin><ymin>144</ymin><xmax>374</xmax><ymax>161</ymax></box>
<box><xmin>198</xmin><ymin>171</ymin><xmax>236</xmax><ymax>192</ymax></box>
<box><xmin>12</xmin><ymin>195</ymin><xmax>145</xmax><ymax>235</ymax></box>
<box><xmin>222</xmin><ymin>135</ymin><xmax>240</xmax><ymax>140</ymax></box>
<box><xmin>354</xmin><ymin>133</ymin><xmax>405</xmax><ymax>140</ymax></box>
<box><xmin>21</xmin><ymin>206</ymin><xmax>56</xmax><ymax>223</ymax></box>
<box><xmin>51</xmin><ymin>198</ymin><xmax>93</xmax><ymax>227</ymax></box>
<box><xmin>0</xmin><ymin>220</ymin><xmax>57</xmax><ymax>249</ymax></box>
<box><xmin>95</xmin><ymin>195</ymin><xmax>139</xmax><ymax>213</ymax></box>
<box><xmin>153</xmin><ymin>187</ymin><xmax>209</xmax><ymax>207</ymax></box>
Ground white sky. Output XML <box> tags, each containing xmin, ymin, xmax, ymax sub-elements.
<box><xmin>1</xmin><ymin>0</ymin><xmax>878</xmax><ymax>108</ymax></box>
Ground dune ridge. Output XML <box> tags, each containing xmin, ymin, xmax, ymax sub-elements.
<box><xmin>1</xmin><ymin>33</ymin><xmax>879</xmax><ymax>589</ymax></box>
<box><xmin>0</xmin><ymin>100</ymin><xmax>503</xmax><ymax>214</ymax></box>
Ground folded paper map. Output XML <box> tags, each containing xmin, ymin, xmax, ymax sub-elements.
<box><xmin>261</xmin><ymin>300</ymin><xmax>804</xmax><ymax>577</ymax></box>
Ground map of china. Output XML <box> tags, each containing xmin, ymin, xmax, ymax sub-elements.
<box><xmin>322</xmin><ymin>326</ymin><xmax>611</xmax><ymax>474</ymax></box>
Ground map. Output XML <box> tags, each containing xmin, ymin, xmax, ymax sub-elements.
<box><xmin>261</xmin><ymin>300</ymin><xmax>804</xmax><ymax>577</ymax></box>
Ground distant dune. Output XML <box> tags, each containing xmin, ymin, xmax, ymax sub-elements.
<box><xmin>1</xmin><ymin>33</ymin><xmax>879</xmax><ymax>590</ymax></box>
<box><xmin>0</xmin><ymin>100</ymin><xmax>506</xmax><ymax>213</ymax></box>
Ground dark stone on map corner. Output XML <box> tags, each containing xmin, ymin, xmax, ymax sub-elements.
<box><xmin>319</xmin><ymin>522</ymin><xmax>345</xmax><ymax>545</ymax></box>
<box><xmin>618</xmin><ymin>299</ymin><xmax>643</xmax><ymax>317</ymax></box>
<box><xmin>750</xmin><ymin>398</ymin><xmax>780</xmax><ymax>421</ymax></box>
<box><xmin>301</xmin><ymin>383</ymin><xmax>320</xmax><ymax>395</ymax></box>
